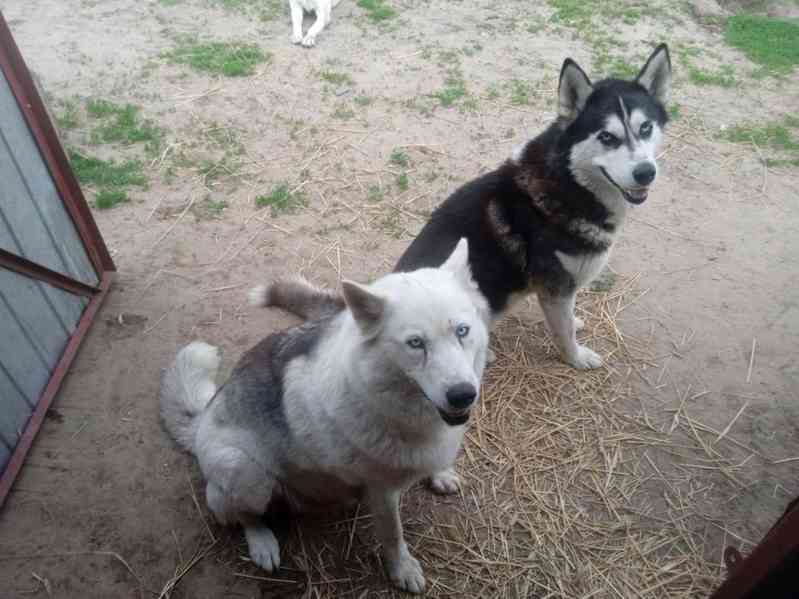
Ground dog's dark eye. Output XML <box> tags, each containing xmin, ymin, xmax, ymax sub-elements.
<box><xmin>407</xmin><ymin>336</ymin><xmax>425</xmax><ymax>350</ymax></box>
<box><xmin>597</xmin><ymin>131</ymin><xmax>619</xmax><ymax>146</ymax></box>
<box><xmin>455</xmin><ymin>324</ymin><xmax>470</xmax><ymax>338</ymax></box>
<box><xmin>639</xmin><ymin>121</ymin><xmax>653</xmax><ymax>138</ymax></box>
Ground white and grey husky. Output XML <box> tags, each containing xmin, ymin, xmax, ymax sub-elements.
<box><xmin>289</xmin><ymin>0</ymin><xmax>342</xmax><ymax>47</ymax></box>
<box><xmin>396</xmin><ymin>44</ymin><xmax>672</xmax><ymax>370</ymax></box>
<box><xmin>159</xmin><ymin>240</ymin><xmax>489</xmax><ymax>593</ymax></box>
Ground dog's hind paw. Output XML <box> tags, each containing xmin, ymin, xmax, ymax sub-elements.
<box><xmin>427</xmin><ymin>468</ymin><xmax>460</xmax><ymax>495</ymax></box>
<box><xmin>387</xmin><ymin>551</ymin><xmax>426</xmax><ymax>594</ymax></box>
<box><xmin>291</xmin><ymin>33</ymin><xmax>302</xmax><ymax>44</ymax></box>
<box><xmin>301</xmin><ymin>34</ymin><xmax>316</xmax><ymax>47</ymax></box>
<box><xmin>245</xmin><ymin>526</ymin><xmax>281</xmax><ymax>573</ymax></box>
<box><xmin>568</xmin><ymin>345</ymin><xmax>603</xmax><ymax>370</ymax></box>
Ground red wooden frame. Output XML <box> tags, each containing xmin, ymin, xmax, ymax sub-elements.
<box><xmin>0</xmin><ymin>11</ymin><xmax>115</xmax><ymax>507</ymax></box>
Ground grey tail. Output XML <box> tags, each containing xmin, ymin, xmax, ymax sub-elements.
<box><xmin>249</xmin><ymin>276</ymin><xmax>345</xmax><ymax>321</ymax></box>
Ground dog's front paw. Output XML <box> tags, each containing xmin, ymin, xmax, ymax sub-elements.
<box><xmin>301</xmin><ymin>34</ymin><xmax>316</xmax><ymax>47</ymax></box>
<box><xmin>387</xmin><ymin>551</ymin><xmax>426</xmax><ymax>594</ymax></box>
<box><xmin>568</xmin><ymin>345</ymin><xmax>603</xmax><ymax>370</ymax></box>
<box><xmin>574</xmin><ymin>316</ymin><xmax>585</xmax><ymax>331</ymax></box>
<box><xmin>427</xmin><ymin>468</ymin><xmax>460</xmax><ymax>495</ymax></box>
<box><xmin>245</xmin><ymin>526</ymin><xmax>281</xmax><ymax>572</ymax></box>
<box><xmin>291</xmin><ymin>33</ymin><xmax>303</xmax><ymax>44</ymax></box>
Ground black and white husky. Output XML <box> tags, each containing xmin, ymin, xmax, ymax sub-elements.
<box><xmin>159</xmin><ymin>240</ymin><xmax>489</xmax><ymax>593</ymax></box>
<box><xmin>396</xmin><ymin>44</ymin><xmax>672</xmax><ymax>369</ymax></box>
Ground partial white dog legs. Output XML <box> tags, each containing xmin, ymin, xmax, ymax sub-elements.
<box><xmin>368</xmin><ymin>488</ymin><xmax>426</xmax><ymax>594</ymax></box>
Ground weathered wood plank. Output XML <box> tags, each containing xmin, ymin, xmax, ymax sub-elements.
<box><xmin>0</xmin><ymin>71</ymin><xmax>98</xmax><ymax>287</ymax></box>
<box><xmin>0</xmin><ymin>211</ymin><xmax>85</xmax><ymax>328</ymax></box>
<box><xmin>0</xmin><ymin>267</ymin><xmax>79</xmax><ymax>367</ymax></box>
<box><xmin>0</xmin><ymin>288</ymin><xmax>51</xmax><ymax>408</ymax></box>
<box><xmin>0</xmin><ymin>359</ymin><xmax>34</xmax><ymax>454</ymax></box>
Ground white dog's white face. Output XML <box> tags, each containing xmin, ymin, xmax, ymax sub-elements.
<box><xmin>343</xmin><ymin>240</ymin><xmax>489</xmax><ymax>426</ymax></box>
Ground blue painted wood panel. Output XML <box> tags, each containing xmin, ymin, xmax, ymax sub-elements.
<box><xmin>0</xmin><ymin>69</ymin><xmax>98</xmax><ymax>288</ymax></box>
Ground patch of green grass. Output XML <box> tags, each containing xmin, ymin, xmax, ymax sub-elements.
<box><xmin>94</xmin><ymin>189</ymin><xmax>129</xmax><ymax>209</ymax></box>
<box><xmin>606</xmin><ymin>56</ymin><xmax>639</xmax><ymax>79</ymax></box>
<box><xmin>461</xmin><ymin>42</ymin><xmax>483</xmax><ymax>57</ymax></box>
<box><xmin>669</xmin><ymin>103</ymin><xmax>682</xmax><ymax>120</ymax></box>
<box><xmin>354</xmin><ymin>94</ymin><xmax>372</xmax><ymax>106</ymax></box>
<box><xmin>68</xmin><ymin>150</ymin><xmax>147</xmax><ymax>188</ymax></box>
<box><xmin>198</xmin><ymin>154</ymin><xmax>241</xmax><ymax>185</ymax></box>
<box><xmin>255</xmin><ymin>183</ymin><xmax>308</xmax><ymax>216</ymax></box>
<box><xmin>721</xmin><ymin>116</ymin><xmax>799</xmax><ymax>152</ymax></box>
<box><xmin>86</xmin><ymin>98</ymin><xmax>119</xmax><ymax>118</ymax></box>
<box><xmin>166</xmin><ymin>40</ymin><xmax>269</xmax><ymax>77</ymax></box>
<box><xmin>332</xmin><ymin>105</ymin><xmax>355</xmax><ymax>120</ymax></box>
<box><xmin>396</xmin><ymin>172</ymin><xmax>409</xmax><ymax>191</ymax></box>
<box><xmin>159</xmin><ymin>0</ymin><xmax>182</xmax><ymax>5</ymax></box>
<box><xmin>434</xmin><ymin>74</ymin><xmax>467</xmax><ymax>107</ymax></box>
<box><xmin>319</xmin><ymin>69</ymin><xmax>353</xmax><ymax>86</ymax></box>
<box><xmin>367</xmin><ymin>184</ymin><xmax>384</xmax><ymax>203</ymax></box>
<box><xmin>508</xmin><ymin>79</ymin><xmax>531</xmax><ymax>106</ymax></box>
<box><xmin>389</xmin><ymin>148</ymin><xmax>410</xmax><ymax>168</ymax></box>
<box><xmin>56</xmin><ymin>99</ymin><xmax>80</xmax><ymax>130</ymax></box>
<box><xmin>687</xmin><ymin>64</ymin><xmax>736</xmax><ymax>87</ymax></box>
<box><xmin>357</xmin><ymin>0</ymin><xmax>396</xmax><ymax>22</ymax></box>
<box><xmin>193</xmin><ymin>197</ymin><xmax>228</xmax><ymax>218</ymax></box>
<box><xmin>725</xmin><ymin>15</ymin><xmax>799</xmax><ymax>75</ymax></box>
<box><xmin>87</xmin><ymin>101</ymin><xmax>164</xmax><ymax>149</ymax></box>
<box><xmin>548</xmin><ymin>0</ymin><xmax>593</xmax><ymax>28</ymax></box>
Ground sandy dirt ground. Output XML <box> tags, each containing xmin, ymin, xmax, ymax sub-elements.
<box><xmin>1</xmin><ymin>0</ymin><xmax>798</xmax><ymax>597</ymax></box>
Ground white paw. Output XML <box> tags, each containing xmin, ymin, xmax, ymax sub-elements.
<box><xmin>387</xmin><ymin>551</ymin><xmax>426</xmax><ymax>594</ymax></box>
<box><xmin>291</xmin><ymin>33</ymin><xmax>302</xmax><ymax>44</ymax></box>
<box><xmin>427</xmin><ymin>468</ymin><xmax>460</xmax><ymax>495</ymax></box>
<box><xmin>486</xmin><ymin>348</ymin><xmax>496</xmax><ymax>364</ymax></box>
<box><xmin>301</xmin><ymin>34</ymin><xmax>316</xmax><ymax>47</ymax></box>
<box><xmin>574</xmin><ymin>316</ymin><xmax>585</xmax><ymax>331</ymax></box>
<box><xmin>567</xmin><ymin>345</ymin><xmax>603</xmax><ymax>370</ymax></box>
<box><xmin>246</xmin><ymin>527</ymin><xmax>280</xmax><ymax>572</ymax></box>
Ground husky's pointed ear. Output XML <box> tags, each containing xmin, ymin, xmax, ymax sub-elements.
<box><xmin>636</xmin><ymin>44</ymin><xmax>671</xmax><ymax>105</ymax></box>
<box><xmin>342</xmin><ymin>280</ymin><xmax>386</xmax><ymax>338</ymax></box>
<box><xmin>558</xmin><ymin>58</ymin><xmax>593</xmax><ymax>123</ymax></box>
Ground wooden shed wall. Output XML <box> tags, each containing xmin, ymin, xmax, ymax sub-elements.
<box><xmin>0</xmin><ymin>66</ymin><xmax>94</xmax><ymax>472</ymax></box>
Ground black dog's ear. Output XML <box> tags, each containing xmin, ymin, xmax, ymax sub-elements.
<box><xmin>636</xmin><ymin>43</ymin><xmax>671</xmax><ymax>105</ymax></box>
<box><xmin>342</xmin><ymin>280</ymin><xmax>386</xmax><ymax>338</ymax></box>
<box><xmin>558</xmin><ymin>58</ymin><xmax>593</xmax><ymax>123</ymax></box>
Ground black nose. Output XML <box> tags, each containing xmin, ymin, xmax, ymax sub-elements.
<box><xmin>446</xmin><ymin>383</ymin><xmax>477</xmax><ymax>410</ymax></box>
<box><xmin>633</xmin><ymin>162</ymin><xmax>656</xmax><ymax>186</ymax></box>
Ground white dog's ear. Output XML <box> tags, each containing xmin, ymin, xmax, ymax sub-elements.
<box><xmin>442</xmin><ymin>238</ymin><xmax>470</xmax><ymax>274</ymax></box>
<box><xmin>342</xmin><ymin>280</ymin><xmax>386</xmax><ymax>338</ymax></box>
<box><xmin>636</xmin><ymin>43</ymin><xmax>671</xmax><ymax>105</ymax></box>
<box><xmin>558</xmin><ymin>58</ymin><xmax>593</xmax><ymax>123</ymax></box>
<box><xmin>441</xmin><ymin>238</ymin><xmax>476</xmax><ymax>288</ymax></box>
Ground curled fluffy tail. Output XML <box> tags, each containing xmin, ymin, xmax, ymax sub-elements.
<box><xmin>249</xmin><ymin>276</ymin><xmax>345</xmax><ymax>321</ymax></box>
<box><xmin>159</xmin><ymin>341</ymin><xmax>221</xmax><ymax>452</ymax></box>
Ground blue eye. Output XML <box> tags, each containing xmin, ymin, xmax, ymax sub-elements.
<box><xmin>407</xmin><ymin>336</ymin><xmax>425</xmax><ymax>349</ymax></box>
<box><xmin>455</xmin><ymin>324</ymin><xmax>470</xmax><ymax>338</ymax></box>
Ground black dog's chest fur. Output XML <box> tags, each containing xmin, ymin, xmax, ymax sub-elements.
<box><xmin>395</xmin><ymin>128</ymin><xmax>616</xmax><ymax>314</ymax></box>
